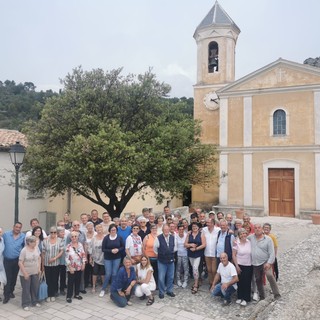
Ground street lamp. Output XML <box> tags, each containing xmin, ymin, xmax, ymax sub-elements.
<box><xmin>9</xmin><ymin>141</ymin><xmax>26</xmax><ymax>224</ymax></box>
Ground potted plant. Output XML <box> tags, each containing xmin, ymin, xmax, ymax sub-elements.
<box><xmin>311</xmin><ymin>213</ymin><xmax>320</xmax><ymax>225</ymax></box>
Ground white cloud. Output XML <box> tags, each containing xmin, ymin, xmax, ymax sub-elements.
<box><xmin>161</xmin><ymin>64</ymin><xmax>195</xmax><ymax>82</ymax></box>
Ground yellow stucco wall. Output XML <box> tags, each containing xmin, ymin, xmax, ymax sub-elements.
<box><xmin>228</xmin><ymin>97</ymin><xmax>243</xmax><ymax>147</ymax></box>
<box><xmin>194</xmin><ymin>87</ymin><xmax>220</xmax><ymax>144</ymax></box>
<box><xmin>193</xmin><ymin>86</ymin><xmax>220</xmax><ymax>204</ymax></box>
<box><xmin>46</xmin><ymin>189</ymin><xmax>183</xmax><ymax>221</ymax></box>
<box><xmin>236</xmin><ymin>66</ymin><xmax>320</xmax><ymax>90</ymax></box>
<box><xmin>226</xmin><ymin>151</ymin><xmax>315</xmax><ymax>210</ymax></box>
<box><xmin>252</xmin><ymin>92</ymin><xmax>314</xmax><ymax>146</ymax></box>
<box><xmin>192</xmin><ymin>182</ymin><xmax>219</xmax><ymax>205</ymax></box>
<box><xmin>227</xmin><ymin>153</ymin><xmax>244</xmax><ymax>205</ymax></box>
<box><xmin>225</xmin><ymin>91</ymin><xmax>315</xmax><ymax>148</ymax></box>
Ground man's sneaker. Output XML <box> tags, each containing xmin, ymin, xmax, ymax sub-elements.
<box><xmin>252</xmin><ymin>292</ymin><xmax>259</xmax><ymax>301</ymax></box>
<box><xmin>23</xmin><ymin>307</ymin><xmax>30</xmax><ymax>311</ymax></box>
<box><xmin>274</xmin><ymin>294</ymin><xmax>281</xmax><ymax>300</ymax></box>
<box><xmin>127</xmin><ymin>301</ymin><xmax>133</xmax><ymax>306</ymax></box>
<box><xmin>46</xmin><ymin>297</ymin><xmax>50</xmax><ymax>302</ymax></box>
<box><xmin>236</xmin><ymin>299</ymin><xmax>242</xmax><ymax>304</ymax></box>
<box><xmin>222</xmin><ymin>300</ymin><xmax>231</xmax><ymax>306</ymax></box>
<box><xmin>99</xmin><ymin>290</ymin><xmax>105</xmax><ymax>297</ymax></box>
<box><xmin>50</xmin><ymin>297</ymin><xmax>55</xmax><ymax>302</ymax></box>
<box><xmin>240</xmin><ymin>300</ymin><xmax>247</xmax><ymax>306</ymax></box>
<box><xmin>177</xmin><ymin>280</ymin><xmax>182</xmax><ymax>287</ymax></box>
<box><xmin>35</xmin><ymin>303</ymin><xmax>41</xmax><ymax>307</ymax></box>
<box><xmin>182</xmin><ymin>282</ymin><xmax>188</xmax><ymax>289</ymax></box>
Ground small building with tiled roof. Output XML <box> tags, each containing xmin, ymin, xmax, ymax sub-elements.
<box><xmin>0</xmin><ymin>129</ymin><xmax>46</xmax><ymax>231</ymax></box>
<box><xmin>0</xmin><ymin>129</ymin><xmax>27</xmax><ymax>150</ymax></box>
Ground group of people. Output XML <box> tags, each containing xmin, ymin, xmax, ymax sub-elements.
<box><xmin>0</xmin><ymin>207</ymin><xmax>280</xmax><ymax>310</ymax></box>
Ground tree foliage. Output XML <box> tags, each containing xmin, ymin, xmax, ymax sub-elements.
<box><xmin>23</xmin><ymin>67</ymin><xmax>217</xmax><ymax>218</ymax></box>
<box><xmin>0</xmin><ymin>80</ymin><xmax>56</xmax><ymax>130</ymax></box>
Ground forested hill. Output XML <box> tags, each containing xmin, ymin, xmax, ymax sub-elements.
<box><xmin>0</xmin><ymin>80</ymin><xmax>57</xmax><ymax>130</ymax></box>
<box><xmin>0</xmin><ymin>80</ymin><xmax>194</xmax><ymax>131</ymax></box>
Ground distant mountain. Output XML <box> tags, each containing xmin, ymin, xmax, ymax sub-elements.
<box><xmin>0</xmin><ymin>80</ymin><xmax>57</xmax><ymax>130</ymax></box>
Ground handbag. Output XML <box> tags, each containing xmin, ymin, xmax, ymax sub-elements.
<box><xmin>38</xmin><ymin>272</ymin><xmax>48</xmax><ymax>301</ymax></box>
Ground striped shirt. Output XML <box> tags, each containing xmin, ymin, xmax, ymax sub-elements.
<box><xmin>42</xmin><ymin>237</ymin><xmax>63</xmax><ymax>266</ymax></box>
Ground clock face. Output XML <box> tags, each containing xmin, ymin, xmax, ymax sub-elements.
<box><xmin>203</xmin><ymin>91</ymin><xmax>219</xmax><ymax>110</ymax></box>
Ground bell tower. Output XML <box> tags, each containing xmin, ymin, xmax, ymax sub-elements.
<box><xmin>192</xmin><ymin>1</ymin><xmax>240</xmax><ymax>207</ymax></box>
<box><xmin>194</xmin><ymin>1</ymin><xmax>240</xmax><ymax>88</ymax></box>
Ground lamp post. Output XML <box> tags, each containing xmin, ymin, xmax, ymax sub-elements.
<box><xmin>9</xmin><ymin>141</ymin><xmax>26</xmax><ymax>224</ymax></box>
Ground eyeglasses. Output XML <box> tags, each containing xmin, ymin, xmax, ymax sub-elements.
<box><xmin>73</xmin><ymin>224</ymin><xmax>80</xmax><ymax>226</ymax></box>
<box><xmin>50</xmin><ymin>231</ymin><xmax>57</xmax><ymax>234</ymax></box>
<box><xmin>71</xmin><ymin>236</ymin><xmax>78</xmax><ymax>238</ymax></box>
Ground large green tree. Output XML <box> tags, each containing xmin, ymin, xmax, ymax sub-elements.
<box><xmin>23</xmin><ymin>67</ymin><xmax>216</xmax><ymax>218</ymax></box>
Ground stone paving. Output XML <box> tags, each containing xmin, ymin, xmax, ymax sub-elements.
<box><xmin>0</xmin><ymin>216</ymin><xmax>319</xmax><ymax>320</ymax></box>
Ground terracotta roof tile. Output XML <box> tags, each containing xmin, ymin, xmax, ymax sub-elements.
<box><xmin>0</xmin><ymin>129</ymin><xmax>27</xmax><ymax>149</ymax></box>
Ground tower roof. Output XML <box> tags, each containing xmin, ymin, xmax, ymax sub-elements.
<box><xmin>194</xmin><ymin>1</ymin><xmax>240</xmax><ymax>35</ymax></box>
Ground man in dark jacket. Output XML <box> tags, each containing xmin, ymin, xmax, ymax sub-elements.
<box><xmin>153</xmin><ymin>225</ymin><xmax>177</xmax><ymax>299</ymax></box>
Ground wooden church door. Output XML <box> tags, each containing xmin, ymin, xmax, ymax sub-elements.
<box><xmin>268</xmin><ymin>168</ymin><xmax>295</xmax><ymax>217</ymax></box>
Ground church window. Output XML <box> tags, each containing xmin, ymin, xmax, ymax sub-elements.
<box><xmin>273</xmin><ymin>109</ymin><xmax>286</xmax><ymax>135</ymax></box>
<box><xmin>208</xmin><ymin>41</ymin><xmax>219</xmax><ymax>73</ymax></box>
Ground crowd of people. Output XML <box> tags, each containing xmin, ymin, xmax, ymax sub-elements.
<box><xmin>0</xmin><ymin>207</ymin><xmax>280</xmax><ymax>311</ymax></box>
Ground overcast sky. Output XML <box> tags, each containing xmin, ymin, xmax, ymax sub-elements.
<box><xmin>1</xmin><ymin>0</ymin><xmax>319</xmax><ymax>97</ymax></box>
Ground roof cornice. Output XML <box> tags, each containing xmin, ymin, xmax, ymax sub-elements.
<box><xmin>218</xmin><ymin>58</ymin><xmax>320</xmax><ymax>94</ymax></box>
<box><xmin>218</xmin><ymin>145</ymin><xmax>320</xmax><ymax>153</ymax></box>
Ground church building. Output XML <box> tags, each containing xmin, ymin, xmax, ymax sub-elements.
<box><xmin>192</xmin><ymin>1</ymin><xmax>320</xmax><ymax>218</ymax></box>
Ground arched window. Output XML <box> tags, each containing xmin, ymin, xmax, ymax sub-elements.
<box><xmin>273</xmin><ymin>109</ymin><xmax>286</xmax><ymax>135</ymax></box>
<box><xmin>208</xmin><ymin>41</ymin><xmax>219</xmax><ymax>73</ymax></box>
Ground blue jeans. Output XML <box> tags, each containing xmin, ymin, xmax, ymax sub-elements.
<box><xmin>110</xmin><ymin>285</ymin><xmax>135</xmax><ymax>308</ymax></box>
<box><xmin>212</xmin><ymin>283</ymin><xmax>236</xmax><ymax>302</ymax></box>
<box><xmin>102</xmin><ymin>258</ymin><xmax>121</xmax><ymax>290</ymax></box>
<box><xmin>157</xmin><ymin>260</ymin><xmax>174</xmax><ymax>295</ymax></box>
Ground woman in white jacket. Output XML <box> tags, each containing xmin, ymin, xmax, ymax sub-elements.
<box><xmin>134</xmin><ymin>255</ymin><xmax>156</xmax><ymax>306</ymax></box>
